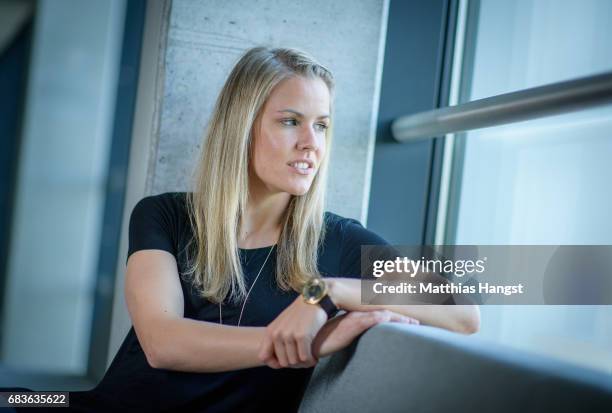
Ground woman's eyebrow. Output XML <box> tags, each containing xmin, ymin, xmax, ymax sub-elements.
<box><xmin>277</xmin><ymin>109</ymin><xmax>330</xmax><ymax>119</ymax></box>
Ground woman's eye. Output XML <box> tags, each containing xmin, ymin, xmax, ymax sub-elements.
<box><xmin>281</xmin><ymin>118</ymin><xmax>298</xmax><ymax>126</ymax></box>
<box><xmin>281</xmin><ymin>118</ymin><xmax>328</xmax><ymax>132</ymax></box>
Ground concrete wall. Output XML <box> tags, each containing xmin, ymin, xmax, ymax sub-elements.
<box><xmin>151</xmin><ymin>0</ymin><xmax>389</xmax><ymax>221</ymax></box>
<box><xmin>109</xmin><ymin>0</ymin><xmax>389</xmax><ymax>363</ymax></box>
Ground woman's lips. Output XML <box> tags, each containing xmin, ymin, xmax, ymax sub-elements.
<box><xmin>288</xmin><ymin>164</ymin><xmax>314</xmax><ymax>175</ymax></box>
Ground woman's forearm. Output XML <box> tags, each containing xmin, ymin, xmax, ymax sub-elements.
<box><xmin>149</xmin><ymin>317</ymin><xmax>267</xmax><ymax>372</ymax></box>
<box><xmin>147</xmin><ymin>276</ymin><xmax>480</xmax><ymax>374</ymax></box>
<box><xmin>327</xmin><ymin>277</ymin><xmax>481</xmax><ymax>334</ymax></box>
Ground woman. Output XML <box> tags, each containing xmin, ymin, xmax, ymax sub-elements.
<box><xmin>67</xmin><ymin>46</ymin><xmax>479</xmax><ymax>412</ymax></box>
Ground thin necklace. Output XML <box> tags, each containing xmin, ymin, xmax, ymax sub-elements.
<box><xmin>219</xmin><ymin>245</ymin><xmax>275</xmax><ymax>326</ymax></box>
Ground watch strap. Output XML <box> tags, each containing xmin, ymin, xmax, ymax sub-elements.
<box><xmin>318</xmin><ymin>294</ymin><xmax>340</xmax><ymax>319</ymax></box>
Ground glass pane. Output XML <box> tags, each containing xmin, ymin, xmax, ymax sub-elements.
<box><xmin>468</xmin><ymin>0</ymin><xmax>612</xmax><ymax>100</ymax></box>
<box><xmin>451</xmin><ymin>0</ymin><xmax>612</xmax><ymax>373</ymax></box>
<box><xmin>1</xmin><ymin>0</ymin><xmax>126</xmax><ymax>374</ymax></box>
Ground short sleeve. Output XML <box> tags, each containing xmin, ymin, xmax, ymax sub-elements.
<box><xmin>338</xmin><ymin>218</ymin><xmax>391</xmax><ymax>278</ymax></box>
<box><xmin>337</xmin><ymin>220</ymin><xmax>458</xmax><ymax>304</ymax></box>
<box><xmin>126</xmin><ymin>195</ymin><xmax>177</xmax><ymax>263</ymax></box>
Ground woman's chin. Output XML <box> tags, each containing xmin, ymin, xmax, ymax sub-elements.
<box><xmin>286</xmin><ymin>185</ymin><xmax>312</xmax><ymax>196</ymax></box>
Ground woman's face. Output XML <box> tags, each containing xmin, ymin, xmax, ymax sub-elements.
<box><xmin>250</xmin><ymin>75</ymin><xmax>331</xmax><ymax>197</ymax></box>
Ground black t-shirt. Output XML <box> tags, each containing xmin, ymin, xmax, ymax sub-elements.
<box><xmin>70</xmin><ymin>192</ymin><xmax>390</xmax><ymax>413</ymax></box>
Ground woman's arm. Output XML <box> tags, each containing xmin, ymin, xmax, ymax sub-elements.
<box><xmin>311</xmin><ymin>310</ymin><xmax>419</xmax><ymax>359</ymax></box>
<box><xmin>326</xmin><ymin>277</ymin><xmax>481</xmax><ymax>335</ymax></box>
<box><xmin>126</xmin><ymin>249</ymin><xmax>277</xmax><ymax>372</ymax></box>
<box><xmin>150</xmin><ymin>319</ymin><xmax>270</xmax><ymax>372</ymax></box>
<box><xmin>333</xmin><ymin>218</ymin><xmax>480</xmax><ymax>334</ymax></box>
<box><xmin>126</xmin><ymin>250</ymin><xmax>408</xmax><ymax>372</ymax></box>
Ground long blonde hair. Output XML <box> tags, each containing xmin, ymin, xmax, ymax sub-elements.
<box><xmin>183</xmin><ymin>46</ymin><xmax>335</xmax><ymax>305</ymax></box>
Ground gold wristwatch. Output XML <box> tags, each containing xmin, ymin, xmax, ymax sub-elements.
<box><xmin>301</xmin><ymin>277</ymin><xmax>340</xmax><ymax>319</ymax></box>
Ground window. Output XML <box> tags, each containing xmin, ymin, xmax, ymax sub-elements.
<box><xmin>445</xmin><ymin>0</ymin><xmax>612</xmax><ymax>373</ymax></box>
<box><xmin>0</xmin><ymin>0</ymin><xmax>143</xmax><ymax>389</ymax></box>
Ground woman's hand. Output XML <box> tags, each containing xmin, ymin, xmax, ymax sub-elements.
<box><xmin>258</xmin><ymin>295</ymin><xmax>328</xmax><ymax>369</ymax></box>
<box><xmin>312</xmin><ymin>310</ymin><xmax>419</xmax><ymax>359</ymax></box>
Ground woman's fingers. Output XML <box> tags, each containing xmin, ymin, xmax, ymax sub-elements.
<box><xmin>351</xmin><ymin>309</ymin><xmax>419</xmax><ymax>328</ymax></box>
<box><xmin>370</xmin><ymin>310</ymin><xmax>420</xmax><ymax>325</ymax></box>
<box><xmin>265</xmin><ymin>355</ymin><xmax>282</xmax><ymax>369</ymax></box>
<box><xmin>261</xmin><ymin>295</ymin><xmax>329</xmax><ymax>369</ymax></box>
<box><xmin>262</xmin><ymin>326</ymin><xmax>311</xmax><ymax>368</ymax></box>
<box><xmin>266</xmin><ymin>331</ymin><xmax>317</xmax><ymax>368</ymax></box>
<box><xmin>274</xmin><ymin>335</ymin><xmax>289</xmax><ymax>367</ymax></box>
<box><xmin>365</xmin><ymin>310</ymin><xmax>389</xmax><ymax>328</ymax></box>
<box><xmin>386</xmin><ymin>311</ymin><xmax>420</xmax><ymax>324</ymax></box>
<box><xmin>296</xmin><ymin>334</ymin><xmax>315</xmax><ymax>364</ymax></box>
<box><xmin>258</xmin><ymin>335</ymin><xmax>277</xmax><ymax>368</ymax></box>
<box><xmin>283</xmin><ymin>334</ymin><xmax>299</xmax><ymax>365</ymax></box>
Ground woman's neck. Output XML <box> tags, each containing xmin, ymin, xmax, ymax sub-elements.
<box><xmin>238</xmin><ymin>188</ymin><xmax>291</xmax><ymax>249</ymax></box>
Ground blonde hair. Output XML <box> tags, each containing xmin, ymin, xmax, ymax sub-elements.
<box><xmin>183</xmin><ymin>46</ymin><xmax>335</xmax><ymax>304</ymax></box>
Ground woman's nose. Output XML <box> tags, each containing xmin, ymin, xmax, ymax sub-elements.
<box><xmin>297</xmin><ymin>125</ymin><xmax>318</xmax><ymax>151</ymax></box>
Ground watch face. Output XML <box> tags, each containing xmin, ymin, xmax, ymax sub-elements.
<box><xmin>303</xmin><ymin>278</ymin><xmax>326</xmax><ymax>304</ymax></box>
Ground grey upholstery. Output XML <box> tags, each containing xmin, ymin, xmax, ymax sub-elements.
<box><xmin>299</xmin><ymin>323</ymin><xmax>612</xmax><ymax>413</ymax></box>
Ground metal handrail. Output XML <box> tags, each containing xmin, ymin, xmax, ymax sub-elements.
<box><xmin>392</xmin><ymin>71</ymin><xmax>612</xmax><ymax>142</ymax></box>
